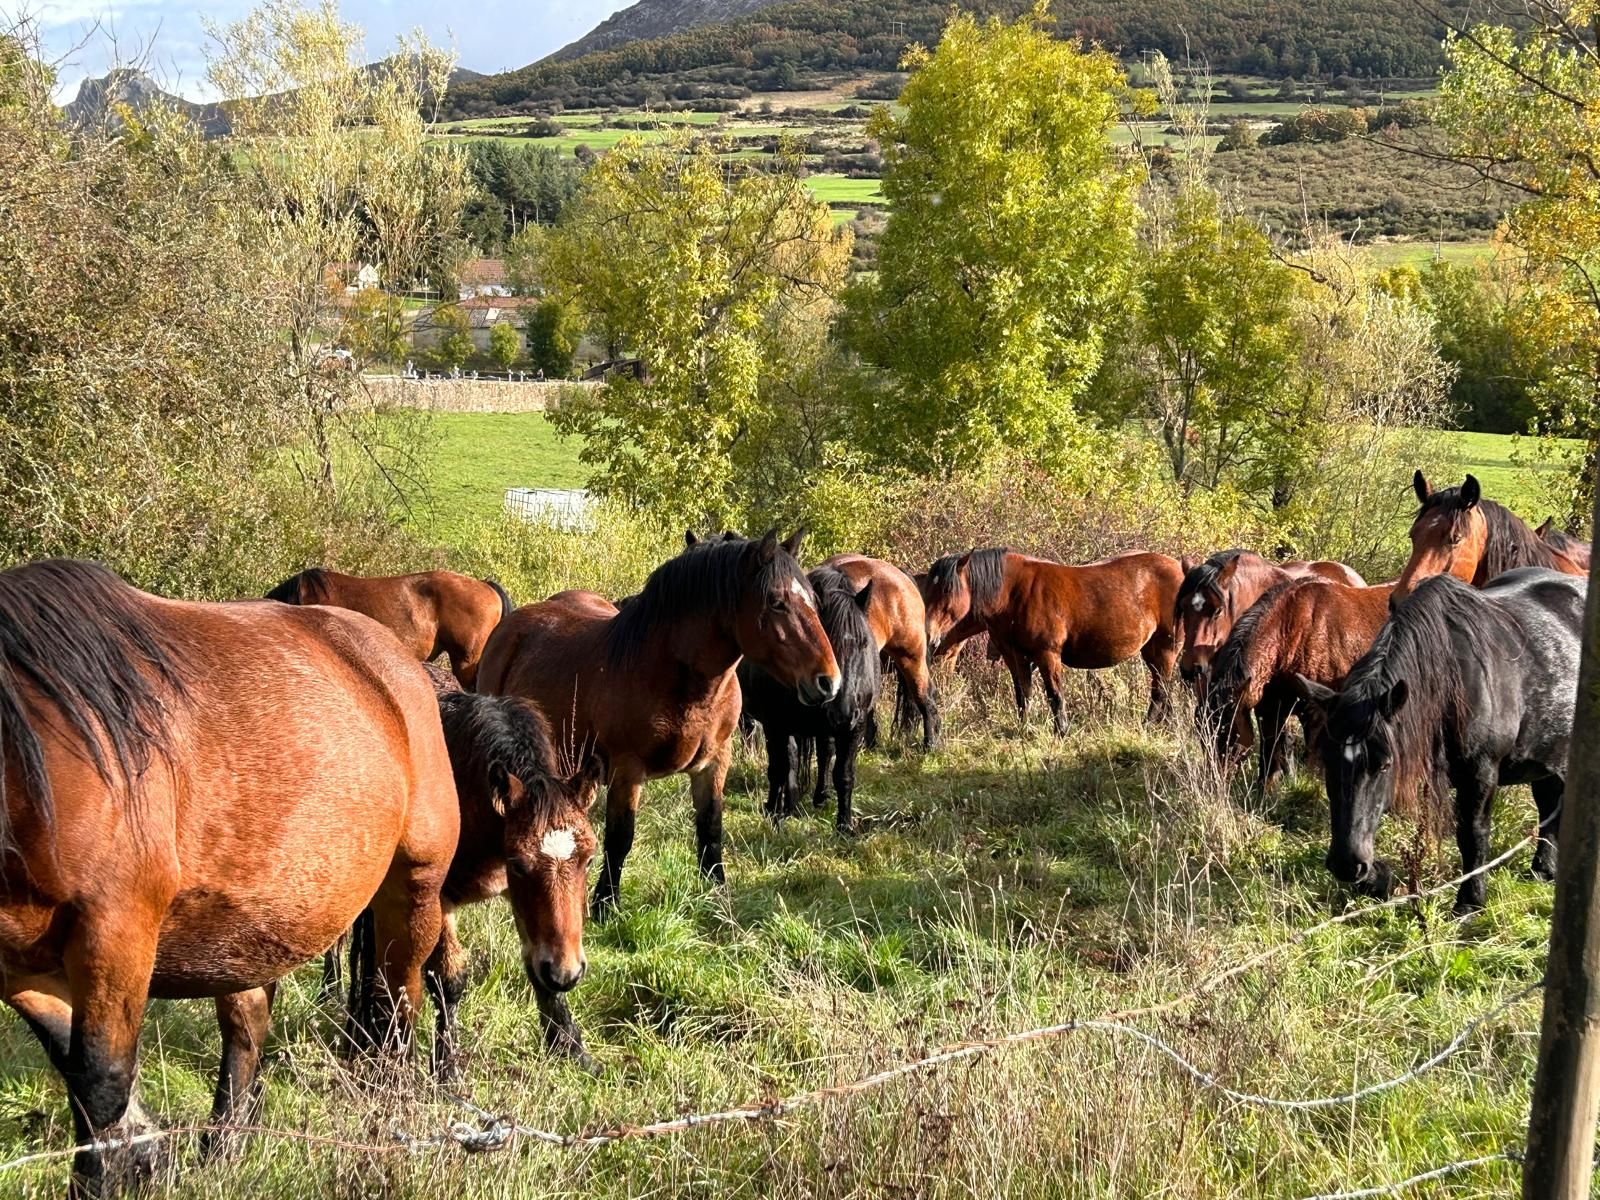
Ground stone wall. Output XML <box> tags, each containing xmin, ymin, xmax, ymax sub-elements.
<box><xmin>363</xmin><ymin>376</ymin><xmax>598</xmax><ymax>414</ymax></box>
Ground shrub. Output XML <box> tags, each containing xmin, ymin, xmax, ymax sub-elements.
<box><xmin>1261</xmin><ymin>107</ymin><xmax>1368</xmax><ymax>144</ymax></box>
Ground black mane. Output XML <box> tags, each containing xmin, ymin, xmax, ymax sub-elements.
<box><xmin>437</xmin><ymin>691</ymin><xmax>574</xmax><ymax>824</ymax></box>
<box><xmin>605</xmin><ymin>536</ymin><xmax>809</xmax><ymax>668</ymax></box>
<box><xmin>0</xmin><ymin>560</ymin><xmax>191</xmax><ymax>852</ymax></box>
<box><xmin>1421</xmin><ymin>488</ymin><xmax>1562</xmax><ymax>578</ymax></box>
<box><xmin>810</xmin><ymin>566</ymin><xmax>879</xmax><ymax>717</ymax></box>
<box><xmin>1541</xmin><ymin>523</ymin><xmax>1588</xmax><ymax>556</ymax></box>
<box><xmin>1176</xmin><ymin>549</ymin><xmax>1250</xmax><ymax>615</ymax></box>
<box><xmin>928</xmin><ymin>546</ymin><xmax>1010</xmax><ymax>617</ymax></box>
<box><xmin>1206</xmin><ymin>577</ymin><xmax>1298</xmax><ymax>714</ymax></box>
<box><xmin>264</xmin><ymin>567</ymin><xmax>328</xmax><ymax>605</ymax></box>
<box><xmin>1335</xmin><ymin>574</ymin><xmax>1514</xmax><ymax>816</ymax></box>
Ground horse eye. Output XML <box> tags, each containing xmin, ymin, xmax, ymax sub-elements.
<box><xmin>769</xmin><ymin>598</ymin><xmax>789</xmax><ymax>613</ymax></box>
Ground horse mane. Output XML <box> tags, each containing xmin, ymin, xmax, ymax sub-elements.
<box><xmin>0</xmin><ymin>560</ymin><xmax>191</xmax><ymax>852</ymax></box>
<box><xmin>264</xmin><ymin>567</ymin><xmax>328</xmax><ymax>605</ymax></box>
<box><xmin>1176</xmin><ymin>549</ymin><xmax>1250</xmax><ymax>616</ymax></box>
<box><xmin>483</xmin><ymin>578</ymin><xmax>513</xmax><ymax>621</ymax></box>
<box><xmin>1421</xmin><ymin>488</ymin><xmax>1562</xmax><ymax>578</ymax></box>
<box><xmin>437</xmin><ymin>691</ymin><xmax>574</xmax><ymax>824</ymax></box>
<box><xmin>605</xmin><ymin>536</ymin><xmax>806</xmax><ymax>669</ymax></box>
<box><xmin>1206</xmin><ymin>577</ymin><xmax>1298</xmax><ymax>711</ymax></box>
<box><xmin>810</xmin><ymin>566</ymin><xmax>879</xmax><ymax>712</ymax></box>
<box><xmin>1541</xmin><ymin>523</ymin><xmax>1587</xmax><ymax>556</ymax></box>
<box><xmin>1337</xmin><ymin>575</ymin><xmax>1509</xmax><ymax>816</ymax></box>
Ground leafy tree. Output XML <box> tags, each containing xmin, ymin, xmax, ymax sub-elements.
<box><xmin>540</xmin><ymin>137</ymin><xmax>852</xmax><ymax>526</ymax></box>
<box><xmin>432</xmin><ymin>303</ymin><xmax>474</xmax><ymax>369</ymax></box>
<box><xmin>524</xmin><ymin>297</ymin><xmax>578</xmax><ymax>378</ymax></box>
<box><xmin>841</xmin><ymin>4</ymin><xmax>1141</xmax><ymax>476</ymax></box>
<box><xmin>206</xmin><ymin>0</ymin><xmax>469</xmax><ymax>485</ymax></box>
<box><xmin>1438</xmin><ymin>4</ymin><xmax>1600</xmax><ymax>522</ymax></box>
<box><xmin>1216</xmin><ymin>119</ymin><xmax>1257</xmax><ymax>152</ymax></box>
<box><xmin>488</xmin><ymin>320</ymin><xmax>520</xmax><ymax>369</ymax></box>
<box><xmin>345</xmin><ymin>288</ymin><xmax>408</xmax><ymax>365</ymax></box>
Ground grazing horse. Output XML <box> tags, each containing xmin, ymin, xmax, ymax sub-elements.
<box><xmin>1201</xmin><ymin>577</ymin><xmax>1393</xmax><ymax>793</ymax></box>
<box><xmin>479</xmin><ymin>531</ymin><xmax>840</xmax><ymax>913</ymax></box>
<box><xmin>741</xmin><ymin>567</ymin><xmax>879</xmax><ymax>831</ymax></box>
<box><xmin>1390</xmin><ymin>472</ymin><xmax>1585</xmax><ymax>604</ymax></box>
<box><xmin>266</xmin><ymin>567</ymin><xmax>512</xmax><ymax>689</ymax></box>
<box><xmin>1175</xmin><ymin>550</ymin><xmax>1367</xmax><ymax>696</ymax></box>
<box><xmin>1536</xmin><ymin>517</ymin><xmax>1592</xmax><ymax>572</ymax></box>
<box><xmin>823</xmin><ymin>553</ymin><xmax>940</xmax><ymax>749</ymax></box>
<box><xmin>347</xmin><ymin>691</ymin><xmax>599</xmax><ymax>1078</ymax></box>
<box><xmin>922</xmin><ymin>548</ymin><xmax>1183</xmax><ymax>734</ymax></box>
<box><xmin>0</xmin><ymin>561</ymin><xmax>457</xmax><ymax>1195</ymax></box>
<box><xmin>1294</xmin><ymin>569</ymin><xmax>1583</xmax><ymax>915</ymax></box>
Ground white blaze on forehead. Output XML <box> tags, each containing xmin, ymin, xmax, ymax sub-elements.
<box><xmin>789</xmin><ymin>577</ymin><xmax>814</xmax><ymax>609</ymax></box>
<box><xmin>540</xmin><ymin>829</ymin><xmax>577</xmax><ymax>861</ymax></box>
<box><xmin>1190</xmin><ymin>593</ymin><xmax>1207</xmax><ymax>612</ymax></box>
<box><xmin>1342</xmin><ymin>742</ymin><xmax>1360</xmax><ymax>764</ymax></box>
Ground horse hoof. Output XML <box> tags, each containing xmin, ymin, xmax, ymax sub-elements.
<box><xmin>1532</xmin><ymin>856</ymin><xmax>1558</xmax><ymax>883</ymax></box>
<box><xmin>834</xmin><ymin>822</ymin><xmax>857</xmax><ymax>838</ymax></box>
<box><xmin>1451</xmin><ymin>900</ymin><xmax>1486</xmax><ymax>921</ymax></box>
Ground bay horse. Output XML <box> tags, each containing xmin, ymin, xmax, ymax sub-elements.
<box><xmin>478</xmin><ymin>530</ymin><xmax>840</xmax><ymax>913</ymax></box>
<box><xmin>346</xmin><ymin>689</ymin><xmax>600</xmax><ymax>1077</ymax></box>
<box><xmin>740</xmin><ymin>567</ymin><xmax>879</xmax><ymax>832</ymax></box>
<box><xmin>1294</xmin><ymin>568</ymin><xmax>1584</xmax><ymax>915</ymax></box>
<box><xmin>1201</xmin><ymin>577</ymin><xmax>1393</xmax><ymax>794</ymax></box>
<box><xmin>1390</xmin><ymin>472</ymin><xmax>1585</xmax><ymax>605</ymax></box>
<box><xmin>266</xmin><ymin>567</ymin><xmax>512</xmax><ymax>689</ymax></box>
<box><xmin>1175</xmin><ymin>550</ymin><xmax>1367</xmax><ymax>697</ymax></box>
<box><xmin>922</xmin><ymin>548</ymin><xmax>1183</xmax><ymax>734</ymax></box>
<box><xmin>823</xmin><ymin>553</ymin><xmax>940</xmax><ymax>749</ymax></box>
<box><xmin>1536</xmin><ymin>517</ymin><xmax>1592</xmax><ymax>572</ymax></box>
<box><xmin>0</xmin><ymin>561</ymin><xmax>457</xmax><ymax>1194</ymax></box>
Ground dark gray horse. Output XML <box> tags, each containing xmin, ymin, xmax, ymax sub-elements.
<box><xmin>1294</xmin><ymin>567</ymin><xmax>1585</xmax><ymax>915</ymax></box>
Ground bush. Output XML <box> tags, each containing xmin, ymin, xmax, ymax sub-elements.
<box><xmin>1216</xmin><ymin>119</ymin><xmax>1258</xmax><ymax>151</ymax></box>
<box><xmin>1261</xmin><ymin>107</ymin><xmax>1368</xmax><ymax>144</ymax></box>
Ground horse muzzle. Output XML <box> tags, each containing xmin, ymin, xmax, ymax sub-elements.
<box><xmin>527</xmin><ymin>954</ymin><xmax>587</xmax><ymax>994</ymax></box>
<box><xmin>799</xmin><ymin>673</ymin><xmax>841</xmax><ymax>706</ymax></box>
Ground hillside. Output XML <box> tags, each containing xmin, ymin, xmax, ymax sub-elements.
<box><xmin>548</xmin><ymin>0</ymin><xmax>796</xmax><ymax>62</ymax></box>
<box><xmin>64</xmin><ymin>69</ymin><xmax>230</xmax><ymax>135</ymax></box>
<box><xmin>447</xmin><ymin>0</ymin><xmax>1465</xmax><ymax>115</ymax></box>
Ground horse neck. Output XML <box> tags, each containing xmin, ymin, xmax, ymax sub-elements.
<box><xmin>626</xmin><ymin>610</ymin><xmax>743</xmax><ymax>689</ymax></box>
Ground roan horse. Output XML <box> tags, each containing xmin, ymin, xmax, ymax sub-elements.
<box><xmin>266</xmin><ymin>567</ymin><xmax>512</xmax><ymax>689</ymax></box>
<box><xmin>922</xmin><ymin>548</ymin><xmax>1183</xmax><ymax>734</ymax></box>
<box><xmin>1294</xmin><ymin>569</ymin><xmax>1584</xmax><ymax>915</ymax></box>
<box><xmin>479</xmin><ymin>531</ymin><xmax>840</xmax><ymax>912</ymax></box>
<box><xmin>1390</xmin><ymin>472</ymin><xmax>1587</xmax><ymax>605</ymax></box>
<box><xmin>346</xmin><ymin>686</ymin><xmax>600</xmax><ymax>1076</ymax></box>
<box><xmin>740</xmin><ymin>567</ymin><xmax>879</xmax><ymax>832</ymax></box>
<box><xmin>1201</xmin><ymin>577</ymin><xmax>1393</xmax><ymax>793</ymax></box>
<box><xmin>1536</xmin><ymin>517</ymin><xmax>1592</xmax><ymax>572</ymax></box>
<box><xmin>0</xmin><ymin>561</ymin><xmax>458</xmax><ymax>1195</ymax></box>
<box><xmin>823</xmin><ymin>553</ymin><xmax>940</xmax><ymax>749</ymax></box>
<box><xmin>1175</xmin><ymin>549</ymin><xmax>1366</xmax><ymax>697</ymax></box>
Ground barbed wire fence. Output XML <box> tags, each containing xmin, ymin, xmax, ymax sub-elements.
<box><xmin>0</xmin><ymin>837</ymin><xmax>1548</xmax><ymax>1197</ymax></box>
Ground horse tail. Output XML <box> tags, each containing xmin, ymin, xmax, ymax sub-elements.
<box><xmin>0</xmin><ymin>560</ymin><xmax>189</xmax><ymax>854</ymax></box>
<box><xmin>483</xmin><ymin>578</ymin><xmax>513</xmax><ymax>622</ymax></box>
<box><xmin>796</xmin><ymin>735</ymin><xmax>816</xmax><ymax>794</ymax></box>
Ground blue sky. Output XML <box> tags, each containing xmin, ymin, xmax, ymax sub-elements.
<box><xmin>12</xmin><ymin>0</ymin><xmax>633</xmax><ymax>100</ymax></box>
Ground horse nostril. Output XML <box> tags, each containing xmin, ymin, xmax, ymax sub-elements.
<box><xmin>817</xmin><ymin>674</ymin><xmax>840</xmax><ymax>700</ymax></box>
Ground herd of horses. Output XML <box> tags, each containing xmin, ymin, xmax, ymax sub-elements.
<box><xmin>0</xmin><ymin>471</ymin><xmax>1591</xmax><ymax>1194</ymax></box>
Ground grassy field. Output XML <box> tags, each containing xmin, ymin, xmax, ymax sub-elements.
<box><xmin>1365</xmin><ymin>241</ymin><xmax>1500</xmax><ymax>271</ymax></box>
<box><xmin>804</xmin><ymin>174</ymin><xmax>885</xmax><ymax>206</ymax></box>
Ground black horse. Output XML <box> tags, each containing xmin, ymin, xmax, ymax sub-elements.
<box><xmin>1294</xmin><ymin>568</ymin><xmax>1585</xmax><ymax>915</ymax></box>
<box><xmin>740</xmin><ymin>567</ymin><xmax>878</xmax><ymax>832</ymax></box>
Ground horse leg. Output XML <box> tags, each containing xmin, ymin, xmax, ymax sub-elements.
<box><xmin>1255</xmin><ymin>692</ymin><xmax>1293</xmax><ymax>795</ymax></box>
<box><xmin>786</xmin><ymin>736</ymin><xmax>805</xmax><ymax>818</ymax></box>
<box><xmin>424</xmin><ymin>908</ymin><xmax>468</xmax><ymax>1084</ymax></box>
<box><xmin>592</xmin><ymin>771</ymin><xmax>643</xmax><ymax>916</ymax></box>
<box><xmin>763</xmin><ymin>731</ymin><xmax>789</xmax><ymax>822</ymax></box>
<box><xmin>813</xmin><ymin>735</ymin><xmax>834</xmax><ymax>810</ymax></box>
<box><xmin>349</xmin><ymin>862</ymin><xmax>445</xmax><ymax>1063</ymax></box>
<box><xmin>533</xmin><ymin>983</ymin><xmax>598</xmax><ymax>1074</ymax></box>
<box><xmin>690</xmin><ymin>740</ymin><xmax>732</xmax><ymax>885</ymax></box>
<box><xmin>1141</xmin><ymin>630</ymin><xmax>1178</xmax><ymax>723</ymax></box>
<box><xmin>896</xmin><ymin>646</ymin><xmax>940</xmax><ymax>750</ymax></box>
<box><xmin>834</xmin><ymin>731</ymin><xmax>862</xmax><ymax>834</ymax></box>
<box><xmin>1452</xmin><ymin>771</ymin><xmax>1496</xmax><ymax>916</ymax></box>
<box><xmin>320</xmin><ymin>928</ymin><xmax>347</xmax><ymax>1003</ymax></box>
<box><xmin>1037</xmin><ymin>650</ymin><xmax>1069</xmax><ymax>738</ymax></box>
<box><xmin>1000</xmin><ymin>645</ymin><xmax>1032</xmax><ymax>729</ymax></box>
<box><xmin>203</xmin><ymin>984</ymin><xmax>276</xmax><ymax>1160</ymax></box>
<box><xmin>1531</xmin><ymin>776</ymin><xmax>1563</xmax><ymax>882</ymax></box>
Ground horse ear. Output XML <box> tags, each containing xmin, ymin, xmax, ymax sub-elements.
<box><xmin>1291</xmin><ymin>673</ymin><xmax>1337</xmax><ymax>718</ymax></box>
<box><xmin>1413</xmin><ymin>470</ymin><xmax>1431</xmax><ymax>504</ymax></box>
<box><xmin>754</xmin><ymin>529</ymin><xmax>779</xmax><ymax>563</ymax></box>
<box><xmin>1460</xmin><ymin>475</ymin><xmax>1481</xmax><ymax>508</ymax></box>
<box><xmin>1381</xmin><ymin>679</ymin><xmax>1409</xmax><ymax>718</ymax></box>
<box><xmin>781</xmin><ymin>528</ymin><xmax>807</xmax><ymax>558</ymax></box>
<box><xmin>685</xmin><ymin>529</ymin><xmax>699</xmax><ymax>547</ymax></box>
<box><xmin>1214</xmin><ymin>556</ymin><xmax>1240</xmax><ymax>586</ymax></box>
<box><xmin>1180</xmin><ymin>555</ymin><xmax>1200</xmax><ymax>574</ymax></box>
<box><xmin>1537</xmin><ymin>517</ymin><xmax>1554</xmax><ymax>539</ymax></box>
<box><xmin>488</xmin><ymin>765</ymin><xmax>515</xmax><ymax>816</ymax></box>
<box><xmin>854</xmin><ymin>580</ymin><xmax>874</xmax><ymax>611</ymax></box>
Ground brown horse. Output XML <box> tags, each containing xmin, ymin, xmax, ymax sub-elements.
<box><xmin>346</xmin><ymin>690</ymin><xmax>600</xmax><ymax>1078</ymax></box>
<box><xmin>479</xmin><ymin>531</ymin><xmax>840</xmax><ymax>912</ymax></box>
<box><xmin>1391</xmin><ymin>472</ymin><xmax>1585</xmax><ymax>604</ymax></box>
<box><xmin>1175</xmin><ymin>549</ymin><xmax>1367</xmax><ymax>696</ymax></box>
<box><xmin>922</xmin><ymin>548</ymin><xmax>1183</xmax><ymax>735</ymax></box>
<box><xmin>0</xmin><ymin>561</ymin><xmax>457</xmax><ymax>1194</ymax></box>
<box><xmin>266</xmin><ymin>567</ymin><xmax>512</xmax><ymax>689</ymax></box>
<box><xmin>1200</xmin><ymin>576</ymin><xmax>1393</xmax><ymax>792</ymax></box>
<box><xmin>1536</xmin><ymin>517</ymin><xmax>1593</xmax><ymax>572</ymax></box>
<box><xmin>824</xmin><ymin>553</ymin><xmax>940</xmax><ymax>748</ymax></box>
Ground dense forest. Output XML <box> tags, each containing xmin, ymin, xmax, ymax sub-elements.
<box><xmin>446</xmin><ymin>0</ymin><xmax>1463</xmax><ymax>115</ymax></box>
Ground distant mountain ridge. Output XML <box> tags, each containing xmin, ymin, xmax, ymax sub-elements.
<box><xmin>64</xmin><ymin>69</ymin><xmax>230</xmax><ymax>136</ymax></box>
<box><xmin>548</xmin><ymin>0</ymin><xmax>796</xmax><ymax>62</ymax></box>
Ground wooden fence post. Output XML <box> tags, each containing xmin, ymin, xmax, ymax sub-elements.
<box><xmin>1525</xmin><ymin>452</ymin><xmax>1600</xmax><ymax>1199</ymax></box>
